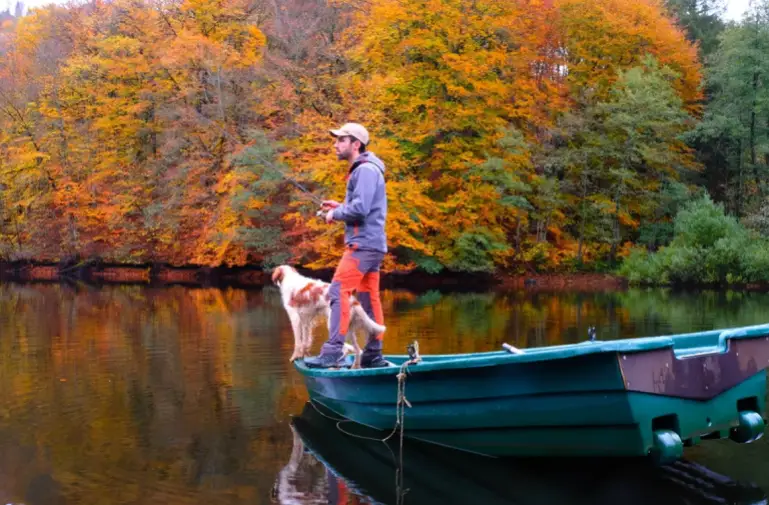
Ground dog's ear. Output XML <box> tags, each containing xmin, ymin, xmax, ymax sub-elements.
<box><xmin>271</xmin><ymin>266</ymin><xmax>285</xmax><ymax>285</ymax></box>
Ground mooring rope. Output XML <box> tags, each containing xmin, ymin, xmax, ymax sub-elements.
<box><xmin>307</xmin><ymin>356</ymin><xmax>420</xmax><ymax>505</ymax></box>
<box><xmin>393</xmin><ymin>359</ymin><xmax>415</xmax><ymax>505</ymax></box>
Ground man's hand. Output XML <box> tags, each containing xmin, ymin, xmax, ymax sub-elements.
<box><xmin>321</xmin><ymin>200</ymin><xmax>341</xmax><ymax>210</ymax></box>
<box><xmin>325</xmin><ymin>209</ymin><xmax>335</xmax><ymax>224</ymax></box>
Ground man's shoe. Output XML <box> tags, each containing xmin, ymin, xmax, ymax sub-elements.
<box><xmin>361</xmin><ymin>354</ymin><xmax>391</xmax><ymax>368</ymax></box>
<box><xmin>303</xmin><ymin>352</ymin><xmax>346</xmax><ymax>369</ymax></box>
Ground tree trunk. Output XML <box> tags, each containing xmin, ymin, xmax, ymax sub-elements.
<box><xmin>610</xmin><ymin>188</ymin><xmax>621</xmax><ymax>262</ymax></box>
<box><xmin>738</xmin><ymin>137</ymin><xmax>744</xmax><ymax>217</ymax></box>
<box><xmin>750</xmin><ymin>70</ymin><xmax>760</xmax><ymax>195</ymax></box>
<box><xmin>577</xmin><ymin>172</ymin><xmax>587</xmax><ymax>264</ymax></box>
<box><xmin>52</xmin><ymin>83</ymin><xmax>71</xmax><ymax>170</ymax></box>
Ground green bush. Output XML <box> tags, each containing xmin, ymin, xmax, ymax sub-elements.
<box><xmin>672</xmin><ymin>195</ymin><xmax>744</xmax><ymax>248</ymax></box>
<box><xmin>741</xmin><ymin>241</ymin><xmax>769</xmax><ymax>283</ymax></box>
<box><xmin>619</xmin><ymin>195</ymin><xmax>769</xmax><ymax>286</ymax></box>
<box><xmin>619</xmin><ymin>248</ymin><xmax>666</xmax><ymax>285</ymax></box>
<box><xmin>447</xmin><ymin>231</ymin><xmax>507</xmax><ymax>273</ymax></box>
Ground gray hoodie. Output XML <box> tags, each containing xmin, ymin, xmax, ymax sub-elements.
<box><xmin>331</xmin><ymin>152</ymin><xmax>387</xmax><ymax>253</ymax></box>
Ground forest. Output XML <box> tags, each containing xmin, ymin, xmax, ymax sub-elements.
<box><xmin>0</xmin><ymin>0</ymin><xmax>767</xmax><ymax>281</ymax></box>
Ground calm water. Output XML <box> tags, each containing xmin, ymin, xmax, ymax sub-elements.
<box><xmin>0</xmin><ymin>282</ymin><xmax>768</xmax><ymax>505</ymax></box>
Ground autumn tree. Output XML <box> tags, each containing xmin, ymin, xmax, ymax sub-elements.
<box><xmin>285</xmin><ymin>0</ymin><xmax>567</xmax><ymax>273</ymax></box>
<box><xmin>1</xmin><ymin>0</ymin><xmax>271</xmax><ymax>266</ymax></box>
<box><xmin>0</xmin><ymin>0</ymin><xmax>705</xmax><ymax>275</ymax></box>
<box><xmin>284</xmin><ymin>0</ymin><xmax>702</xmax><ymax>273</ymax></box>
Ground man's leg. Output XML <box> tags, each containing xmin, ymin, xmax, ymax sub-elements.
<box><xmin>354</xmin><ymin>250</ymin><xmax>387</xmax><ymax>367</ymax></box>
<box><xmin>305</xmin><ymin>249</ymin><xmax>364</xmax><ymax>368</ymax></box>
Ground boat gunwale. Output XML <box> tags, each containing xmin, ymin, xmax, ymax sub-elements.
<box><xmin>293</xmin><ymin>323</ymin><xmax>769</xmax><ymax>378</ymax></box>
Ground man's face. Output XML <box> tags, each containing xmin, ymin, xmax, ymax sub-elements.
<box><xmin>334</xmin><ymin>136</ymin><xmax>357</xmax><ymax>160</ymax></box>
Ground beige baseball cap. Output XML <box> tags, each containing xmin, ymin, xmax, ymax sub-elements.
<box><xmin>330</xmin><ymin>122</ymin><xmax>369</xmax><ymax>146</ymax></box>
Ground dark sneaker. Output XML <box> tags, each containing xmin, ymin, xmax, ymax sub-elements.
<box><xmin>303</xmin><ymin>351</ymin><xmax>346</xmax><ymax>369</ymax></box>
<box><xmin>361</xmin><ymin>354</ymin><xmax>391</xmax><ymax>368</ymax></box>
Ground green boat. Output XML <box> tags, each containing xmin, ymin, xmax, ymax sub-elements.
<box><xmin>293</xmin><ymin>323</ymin><xmax>769</xmax><ymax>464</ymax></box>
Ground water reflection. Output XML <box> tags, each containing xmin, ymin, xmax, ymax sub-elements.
<box><xmin>281</xmin><ymin>402</ymin><xmax>767</xmax><ymax>505</ymax></box>
<box><xmin>0</xmin><ymin>282</ymin><xmax>768</xmax><ymax>504</ymax></box>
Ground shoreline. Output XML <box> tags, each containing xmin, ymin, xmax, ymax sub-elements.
<box><xmin>0</xmin><ymin>260</ymin><xmax>629</xmax><ymax>292</ymax></box>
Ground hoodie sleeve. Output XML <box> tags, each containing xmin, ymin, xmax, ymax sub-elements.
<box><xmin>332</xmin><ymin>164</ymin><xmax>379</xmax><ymax>223</ymax></box>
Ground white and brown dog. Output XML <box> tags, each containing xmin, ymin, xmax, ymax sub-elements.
<box><xmin>271</xmin><ymin>265</ymin><xmax>386</xmax><ymax>368</ymax></box>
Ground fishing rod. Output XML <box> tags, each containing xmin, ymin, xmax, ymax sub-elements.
<box><xmin>238</xmin><ymin>147</ymin><xmax>333</xmax><ymax>218</ymax></box>
<box><xmin>252</xmin><ymin>156</ymin><xmax>330</xmax><ymax>214</ymax></box>
<box><xmin>189</xmin><ymin>110</ymin><xmax>329</xmax><ymax>211</ymax></box>
<box><xmin>281</xmin><ymin>173</ymin><xmax>333</xmax><ymax>218</ymax></box>
<box><xmin>232</xmin><ymin>136</ymin><xmax>326</xmax><ymax>206</ymax></box>
<box><xmin>280</xmin><ymin>173</ymin><xmax>324</xmax><ymax>205</ymax></box>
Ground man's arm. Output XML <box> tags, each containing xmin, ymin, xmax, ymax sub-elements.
<box><xmin>332</xmin><ymin>165</ymin><xmax>379</xmax><ymax>223</ymax></box>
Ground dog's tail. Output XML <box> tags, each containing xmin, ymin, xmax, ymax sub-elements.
<box><xmin>351</xmin><ymin>303</ymin><xmax>386</xmax><ymax>335</ymax></box>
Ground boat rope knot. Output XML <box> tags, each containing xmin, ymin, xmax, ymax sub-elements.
<box><xmin>396</xmin><ymin>365</ymin><xmax>413</xmax><ymax>409</ymax></box>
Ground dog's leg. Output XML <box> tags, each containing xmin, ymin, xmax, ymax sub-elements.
<box><xmin>350</xmin><ymin>331</ymin><xmax>363</xmax><ymax>369</ymax></box>
<box><xmin>300</xmin><ymin>310</ymin><xmax>319</xmax><ymax>358</ymax></box>
<box><xmin>300</xmin><ymin>317</ymin><xmax>314</xmax><ymax>358</ymax></box>
<box><xmin>288</xmin><ymin>310</ymin><xmax>303</xmax><ymax>362</ymax></box>
<box><xmin>345</xmin><ymin>317</ymin><xmax>364</xmax><ymax>370</ymax></box>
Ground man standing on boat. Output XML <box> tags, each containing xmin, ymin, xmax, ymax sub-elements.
<box><xmin>303</xmin><ymin>122</ymin><xmax>390</xmax><ymax>369</ymax></box>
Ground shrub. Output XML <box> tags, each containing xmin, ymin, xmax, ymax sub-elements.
<box><xmin>619</xmin><ymin>195</ymin><xmax>769</xmax><ymax>286</ymax></box>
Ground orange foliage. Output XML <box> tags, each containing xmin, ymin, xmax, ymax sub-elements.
<box><xmin>0</xmin><ymin>0</ymin><xmax>702</xmax><ymax>273</ymax></box>
<box><xmin>554</xmin><ymin>0</ymin><xmax>703</xmax><ymax>111</ymax></box>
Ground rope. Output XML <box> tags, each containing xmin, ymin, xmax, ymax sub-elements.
<box><xmin>307</xmin><ymin>357</ymin><xmax>420</xmax><ymax>505</ymax></box>
<box><xmin>393</xmin><ymin>360</ymin><xmax>415</xmax><ymax>505</ymax></box>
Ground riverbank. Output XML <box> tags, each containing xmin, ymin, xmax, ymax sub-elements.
<box><xmin>0</xmin><ymin>260</ymin><xmax>628</xmax><ymax>292</ymax></box>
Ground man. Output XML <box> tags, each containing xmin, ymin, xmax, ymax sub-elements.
<box><xmin>303</xmin><ymin>122</ymin><xmax>389</xmax><ymax>369</ymax></box>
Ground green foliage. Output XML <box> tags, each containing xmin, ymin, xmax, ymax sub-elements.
<box><xmin>672</xmin><ymin>194</ymin><xmax>745</xmax><ymax>247</ymax></box>
<box><xmin>685</xmin><ymin>1</ymin><xmax>769</xmax><ymax>215</ymax></box>
<box><xmin>231</xmin><ymin>130</ymin><xmax>296</xmax><ymax>267</ymax></box>
<box><xmin>234</xmin><ymin>227</ymin><xmax>291</xmax><ymax>268</ymax></box>
<box><xmin>620</xmin><ymin>195</ymin><xmax>769</xmax><ymax>285</ymax></box>
<box><xmin>638</xmin><ymin>180</ymin><xmax>697</xmax><ymax>251</ymax></box>
<box><xmin>413</xmin><ymin>255</ymin><xmax>445</xmax><ymax>275</ymax></box>
<box><xmin>543</xmin><ymin>56</ymin><xmax>697</xmax><ymax>263</ymax></box>
<box><xmin>447</xmin><ymin>231</ymin><xmax>508</xmax><ymax>273</ymax></box>
<box><xmin>741</xmin><ymin>240</ymin><xmax>769</xmax><ymax>283</ymax></box>
<box><xmin>471</xmin><ymin>155</ymin><xmax>533</xmax><ymax>211</ymax></box>
<box><xmin>637</xmin><ymin>222</ymin><xmax>675</xmax><ymax>250</ymax></box>
<box><xmin>664</xmin><ymin>0</ymin><xmax>726</xmax><ymax>56</ymax></box>
<box><xmin>742</xmin><ymin>197</ymin><xmax>769</xmax><ymax>237</ymax></box>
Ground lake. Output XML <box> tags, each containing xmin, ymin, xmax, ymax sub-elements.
<box><xmin>0</xmin><ymin>282</ymin><xmax>767</xmax><ymax>504</ymax></box>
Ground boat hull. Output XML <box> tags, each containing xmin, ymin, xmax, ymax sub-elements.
<box><xmin>295</xmin><ymin>324</ymin><xmax>769</xmax><ymax>462</ymax></box>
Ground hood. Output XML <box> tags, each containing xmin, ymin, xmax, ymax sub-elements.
<box><xmin>352</xmin><ymin>151</ymin><xmax>385</xmax><ymax>175</ymax></box>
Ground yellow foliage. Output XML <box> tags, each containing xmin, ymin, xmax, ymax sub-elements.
<box><xmin>0</xmin><ymin>0</ymin><xmax>702</xmax><ymax>272</ymax></box>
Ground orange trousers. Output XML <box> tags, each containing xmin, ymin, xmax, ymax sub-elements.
<box><xmin>320</xmin><ymin>247</ymin><xmax>385</xmax><ymax>357</ymax></box>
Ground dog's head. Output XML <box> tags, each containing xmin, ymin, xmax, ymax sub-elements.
<box><xmin>271</xmin><ymin>265</ymin><xmax>295</xmax><ymax>286</ymax></box>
